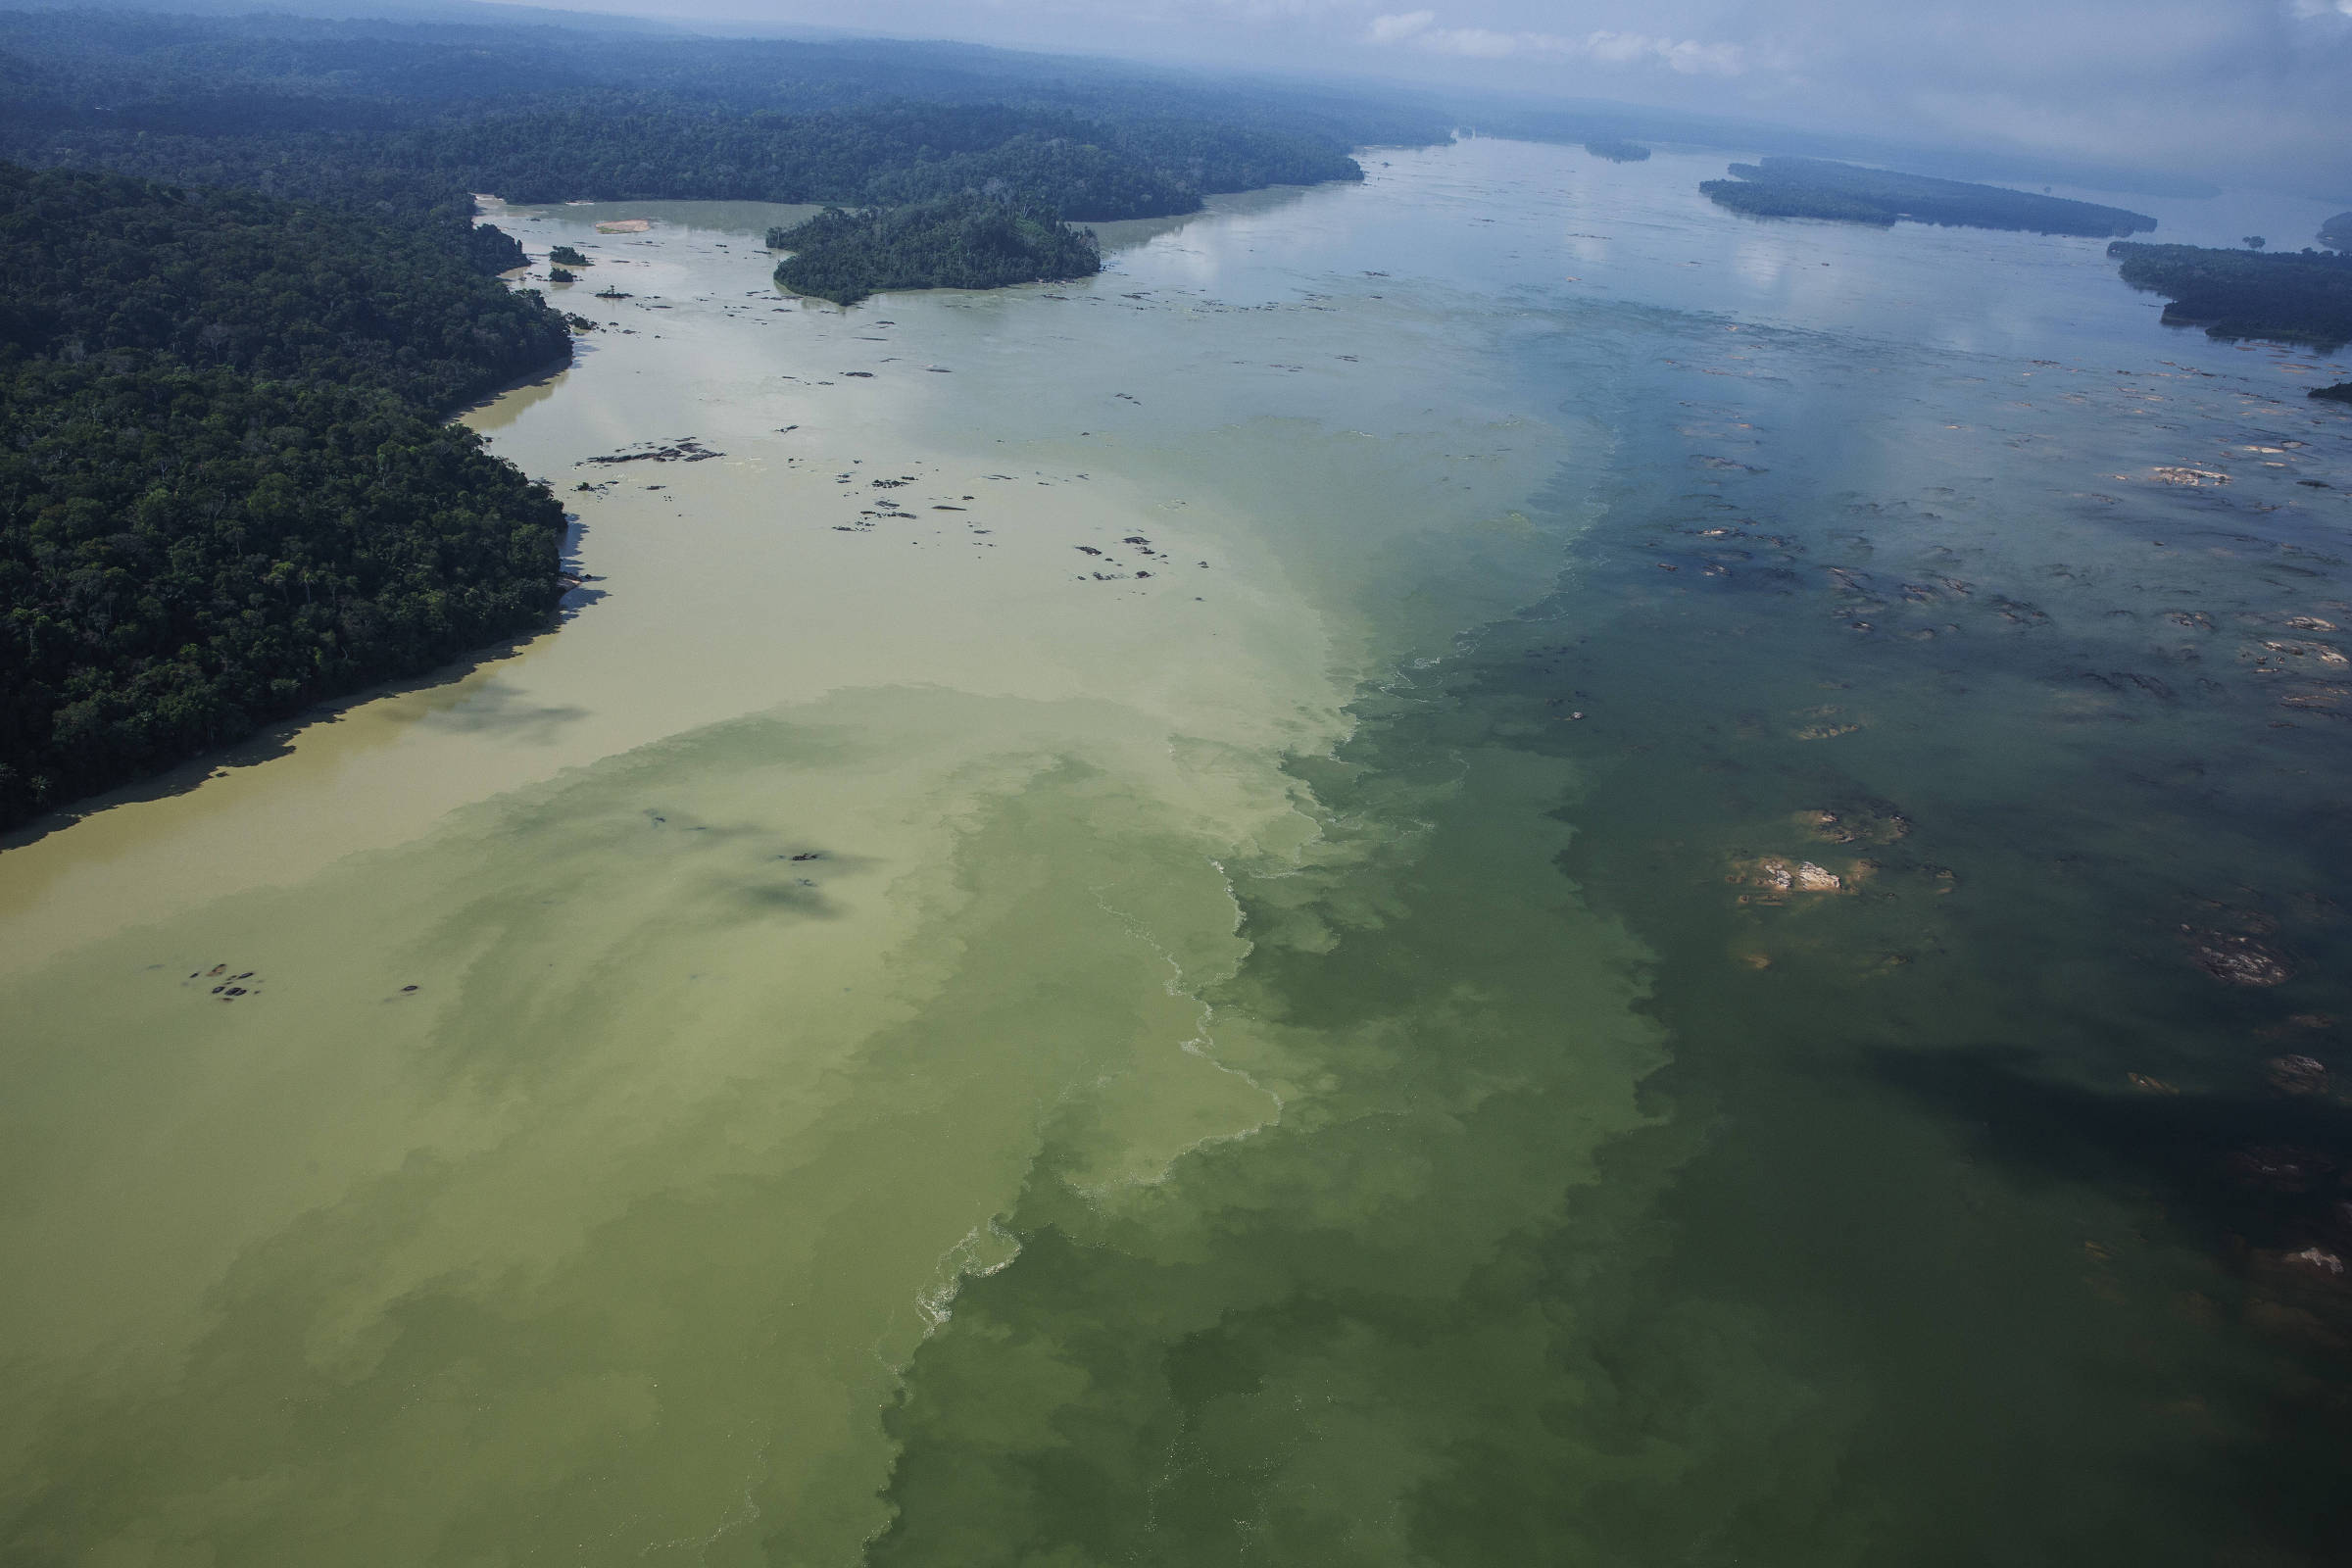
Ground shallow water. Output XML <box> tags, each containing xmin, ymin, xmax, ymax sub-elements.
<box><xmin>3</xmin><ymin>141</ymin><xmax>2350</xmax><ymax>1564</ymax></box>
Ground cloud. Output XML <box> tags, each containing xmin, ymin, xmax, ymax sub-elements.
<box><xmin>1363</xmin><ymin>11</ymin><xmax>1749</xmax><ymax>74</ymax></box>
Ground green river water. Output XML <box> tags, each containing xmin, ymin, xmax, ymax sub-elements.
<box><xmin>4</xmin><ymin>138</ymin><xmax>2351</xmax><ymax>1564</ymax></box>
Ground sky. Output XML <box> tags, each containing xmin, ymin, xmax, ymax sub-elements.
<box><xmin>476</xmin><ymin>0</ymin><xmax>2352</xmax><ymax>194</ymax></box>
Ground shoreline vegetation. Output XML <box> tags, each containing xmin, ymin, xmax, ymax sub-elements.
<box><xmin>0</xmin><ymin>163</ymin><xmax>574</xmax><ymax>829</ymax></box>
<box><xmin>767</xmin><ymin>195</ymin><xmax>1102</xmax><ymax>305</ymax></box>
<box><xmin>1701</xmin><ymin>156</ymin><xmax>2157</xmax><ymax>237</ymax></box>
<box><xmin>2323</xmin><ymin>212</ymin><xmax>2352</xmax><ymax>252</ymax></box>
<box><xmin>2106</xmin><ymin>241</ymin><xmax>2352</xmax><ymax>351</ymax></box>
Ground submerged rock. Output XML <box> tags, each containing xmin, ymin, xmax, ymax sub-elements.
<box><xmin>2227</xmin><ymin>1144</ymin><xmax>2334</xmax><ymax>1192</ymax></box>
<box><xmin>1797</xmin><ymin>802</ymin><xmax>1911</xmax><ymax>845</ymax></box>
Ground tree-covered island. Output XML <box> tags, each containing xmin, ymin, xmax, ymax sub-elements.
<box><xmin>767</xmin><ymin>195</ymin><xmax>1102</xmax><ymax>305</ymax></box>
<box><xmin>1584</xmin><ymin>139</ymin><xmax>1652</xmax><ymax>163</ymax></box>
<box><xmin>2106</xmin><ymin>242</ymin><xmax>2352</xmax><ymax>350</ymax></box>
<box><xmin>1701</xmin><ymin>157</ymin><xmax>2157</xmax><ymax>237</ymax></box>
<box><xmin>0</xmin><ymin>164</ymin><xmax>575</xmax><ymax>829</ymax></box>
<box><xmin>2322</xmin><ymin>212</ymin><xmax>2352</xmax><ymax>252</ymax></box>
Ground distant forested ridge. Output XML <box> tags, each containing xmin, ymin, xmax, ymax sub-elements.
<box><xmin>385</xmin><ymin>102</ymin><xmax>1360</xmax><ymax>221</ymax></box>
<box><xmin>0</xmin><ymin>10</ymin><xmax>1441</xmax><ymax>225</ymax></box>
<box><xmin>769</xmin><ymin>194</ymin><xmax>1101</xmax><ymax>305</ymax></box>
<box><xmin>2322</xmin><ymin>212</ymin><xmax>2352</xmax><ymax>252</ymax></box>
<box><xmin>1583</xmin><ymin>139</ymin><xmax>1650</xmax><ymax>163</ymax></box>
<box><xmin>2106</xmin><ymin>242</ymin><xmax>2352</xmax><ymax>351</ymax></box>
<box><xmin>0</xmin><ymin>163</ymin><xmax>573</xmax><ymax>828</ymax></box>
<box><xmin>1701</xmin><ymin>157</ymin><xmax>2156</xmax><ymax>238</ymax></box>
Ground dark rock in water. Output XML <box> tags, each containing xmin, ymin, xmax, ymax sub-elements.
<box><xmin>401</xmin><ymin>984</ymin><xmax>420</xmax><ymax>993</ymax></box>
<box><xmin>2309</xmin><ymin>382</ymin><xmax>2352</xmax><ymax>403</ymax></box>
<box><xmin>2266</xmin><ymin>1054</ymin><xmax>2331</xmax><ymax>1096</ymax></box>
<box><xmin>2182</xmin><ymin>927</ymin><xmax>2292</xmax><ymax>985</ymax></box>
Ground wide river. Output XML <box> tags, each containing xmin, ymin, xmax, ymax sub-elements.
<box><xmin>5</xmin><ymin>138</ymin><xmax>2351</xmax><ymax>1564</ymax></box>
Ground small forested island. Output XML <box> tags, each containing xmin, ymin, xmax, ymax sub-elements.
<box><xmin>0</xmin><ymin>164</ymin><xmax>574</xmax><ymax>829</ymax></box>
<box><xmin>1584</xmin><ymin>139</ymin><xmax>1651</xmax><ymax>164</ymax></box>
<box><xmin>2322</xmin><ymin>213</ymin><xmax>2352</xmax><ymax>252</ymax></box>
<box><xmin>2313</xmin><ymin>383</ymin><xmax>2352</xmax><ymax>403</ymax></box>
<box><xmin>768</xmin><ymin>195</ymin><xmax>1102</xmax><ymax>305</ymax></box>
<box><xmin>2106</xmin><ymin>242</ymin><xmax>2352</xmax><ymax>350</ymax></box>
<box><xmin>1701</xmin><ymin>157</ymin><xmax>2157</xmax><ymax>237</ymax></box>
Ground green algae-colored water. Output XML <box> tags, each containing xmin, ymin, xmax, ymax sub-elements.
<box><xmin>4</xmin><ymin>139</ymin><xmax>2351</xmax><ymax>1564</ymax></box>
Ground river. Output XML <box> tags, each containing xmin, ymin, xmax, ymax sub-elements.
<box><xmin>3</xmin><ymin>138</ymin><xmax>2349</xmax><ymax>1565</ymax></box>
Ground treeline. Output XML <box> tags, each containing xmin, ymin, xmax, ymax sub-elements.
<box><xmin>0</xmin><ymin>163</ymin><xmax>573</xmax><ymax>828</ymax></box>
<box><xmin>769</xmin><ymin>194</ymin><xmax>1102</xmax><ymax>305</ymax></box>
<box><xmin>2106</xmin><ymin>242</ymin><xmax>2352</xmax><ymax>351</ymax></box>
<box><xmin>1702</xmin><ymin>157</ymin><xmax>2157</xmax><ymax>238</ymax></box>
<box><xmin>384</xmin><ymin>100</ymin><xmax>1359</xmax><ymax>221</ymax></box>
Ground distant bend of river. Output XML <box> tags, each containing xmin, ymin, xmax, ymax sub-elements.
<box><xmin>3</xmin><ymin>141</ymin><xmax>2351</xmax><ymax>1565</ymax></box>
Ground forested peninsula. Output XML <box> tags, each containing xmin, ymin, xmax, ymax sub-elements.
<box><xmin>0</xmin><ymin>11</ymin><xmax>1442</xmax><ymax>826</ymax></box>
<box><xmin>2106</xmin><ymin>242</ymin><xmax>2352</xmax><ymax>351</ymax></box>
<box><xmin>769</xmin><ymin>196</ymin><xmax>1102</xmax><ymax>305</ymax></box>
<box><xmin>1701</xmin><ymin>157</ymin><xmax>2157</xmax><ymax>237</ymax></box>
<box><xmin>0</xmin><ymin>164</ymin><xmax>574</xmax><ymax>830</ymax></box>
<box><xmin>2323</xmin><ymin>212</ymin><xmax>2352</xmax><ymax>252</ymax></box>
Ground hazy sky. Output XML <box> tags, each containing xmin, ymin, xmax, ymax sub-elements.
<box><xmin>484</xmin><ymin>0</ymin><xmax>2352</xmax><ymax>191</ymax></box>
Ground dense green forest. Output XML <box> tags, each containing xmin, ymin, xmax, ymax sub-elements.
<box><xmin>0</xmin><ymin>10</ymin><xmax>1434</xmax><ymax>224</ymax></box>
<box><xmin>1583</xmin><ymin>139</ymin><xmax>1650</xmax><ymax>163</ymax></box>
<box><xmin>2323</xmin><ymin>212</ymin><xmax>2352</xmax><ymax>251</ymax></box>
<box><xmin>0</xmin><ymin>163</ymin><xmax>572</xmax><ymax>828</ymax></box>
<box><xmin>0</xmin><ymin>164</ymin><xmax>568</xmax><ymax>406</ymax></box>
<box><xmin>768</xmin><ymin>194</ymin><xmax>1101</xmax><ymax>305</ymax></box>
<box><xmin>2106</xmin><ymin>241</ymin><xmax>2352</xmax><ymax>350</ymax></box>
<box><xmin>1701</xmin><ymin>157</ymin><xmax>2157</xmax><ymax>237</ymax></box>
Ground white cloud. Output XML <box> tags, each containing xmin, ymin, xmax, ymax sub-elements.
<box><xmin>1364</xmin><ymin>13</ymin><xmax>1748</xmax><ymax>74</ymax></box>
<box><xmin>1366</xmin><ymin>10</ymin><xmax>1435</xmax><ymax>43</ymax></box>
